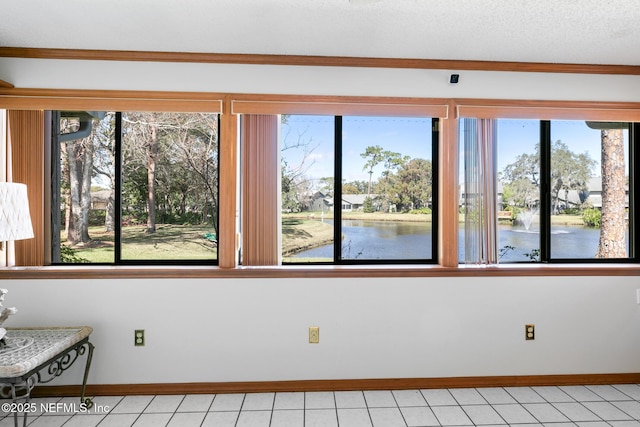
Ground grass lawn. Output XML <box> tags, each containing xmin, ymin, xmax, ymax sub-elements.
<box><xmin>282</xmin><ymin>218</ymin><xmax>333</xmax><ymax>256</ymax></box>
<box><xmin>63</xmin><ymin>224</ymin><xmax>217</xmax><ymax>263</ymax></box>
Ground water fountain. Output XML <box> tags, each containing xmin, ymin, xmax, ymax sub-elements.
<box><xmin>518</xmin><ymin>209</ymin><xmax>537</xmax><ymax>231</ymax></box>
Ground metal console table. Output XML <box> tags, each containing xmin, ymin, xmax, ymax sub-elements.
<box><xmin>0</xmin><ymin>327</ymin><xmax>94</xmax><ymax>427</ymax></box>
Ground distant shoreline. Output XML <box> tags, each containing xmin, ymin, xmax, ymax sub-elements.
<box><xmin>282</xmin><ymin>212</ymin><xmax>587</xmax><ymax>257</ymax></box>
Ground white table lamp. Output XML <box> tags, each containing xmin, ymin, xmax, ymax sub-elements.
<box><xmin>0</xmin><ymin>182</ymin><xmax>34</xmax><ymax>247</ymax></box>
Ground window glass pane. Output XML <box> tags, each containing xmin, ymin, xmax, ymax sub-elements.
<box><xmin>121</xmin><ymin>112</ymin><xmax>219</xmax><ymax>262</ymax></box>
<box><xmin>341</xmin><ymin>116</ymin><xmax>434</xmax><ymax>261</ymax></box>
<box><xmin>280</xmin><ymin>115</ymin><xmax>335</xmax><ymax>263</ymax></box>
<box><xmin>57</xmin><ymin>111</ymin><xmax>116</xmax><ymax>263</ymax></box>
<box><xmin>550</xmin><ymin>120</ymin><xmax>629</xmax><ymax>259</ymax></box>
<box><xmin>497</xmin><ymin>119</ymin><xmax>541</xmax><ymax>262</ymax></box>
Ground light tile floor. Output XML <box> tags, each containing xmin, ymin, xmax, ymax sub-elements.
<box><xmin>3</xmin><ymin>384</ymin><xmax>640</xmax><ymax>426</ymax></box>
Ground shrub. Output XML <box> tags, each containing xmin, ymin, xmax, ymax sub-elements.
<box><xmin>362</xmin><ymin>197</ymin><xmax>374</xmax><ymax>213</ymax></box>
<box><xmin>89</xmin><ymin>210</ymin><xmax>106</xmax><ymax>226</ymax></box>
<box><xmin>60</xmin><ymin>245</ymin><xmax>90</xmax><ymax>263</ymax></box>
<box><xmin>408</xmin><ymin>207</ymin><xmax>432</xmax><ymax>214</ymax></box>
<box><xmin>563</xmin><ymin>207</ymin><xmax>581</xmax><ymax>215</ymax></box>
<box><xmin>582</xmin><ymin>208</ymin><xmax>601</xmax><ymax>228</ymax></box>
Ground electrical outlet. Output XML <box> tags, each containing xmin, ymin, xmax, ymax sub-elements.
<box><xmin>309</xmin><ymin>326</ymin><xmax>319</xmax><ymax>344</ymax></box>
<box><xmin>134</xmin><ymin>329</ymin><xmax>145</xmax><ymax>346</ymax></box>
<box><xmin>525</xmin><ymin>324</ymin><xmax>535</xmax><ymax>340</ymax></box>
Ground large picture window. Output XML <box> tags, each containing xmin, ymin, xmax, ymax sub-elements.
<box><xmin>460</xmin><ymin>118</ymin><xmax>638</xmax><ymax>263</ymax></box>
<box><xmin>281</xmin><ymin>115</ymin><xmax>438</xmax><ymax>264</ymax></box>
<box><xmin>52</xmin><ymin>111</ymin><xmax>219</xmax><ymax>265</ymax></box>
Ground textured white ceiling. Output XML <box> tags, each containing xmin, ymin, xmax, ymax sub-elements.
<box><xmin>1</xmin><ymin>0</ymin><xmax>639</xmax><ymax>65</ymax></box>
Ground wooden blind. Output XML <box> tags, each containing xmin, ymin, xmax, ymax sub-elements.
<box><xmin>7</xmin><ymin>110</ymin><xmax>45</xmax><ymax>266</ymax></box>
<box><xmin>241</xmin><ymin>115</ymin><xmax>279</xmax><ymax>266</ymax></box>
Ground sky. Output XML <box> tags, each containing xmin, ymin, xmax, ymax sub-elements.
<box><xmin>495</xmin><ymin>118</ymin><xmax>629</xmax><ymax>176</ymax></box>
<box><xmin>281</xmin><ymin>115</ymin><xmax>631</xmax><ymax>196</ymax></box>
<box><xmin>281</xmin><ymin>115</ymin><xmax>433</xmax><ymax>186</ymax></box>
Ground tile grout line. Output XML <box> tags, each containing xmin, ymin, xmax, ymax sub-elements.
<box><xmin>389</xmin><ymin>389</ymin><xmax>410</xmax><ymax>427</ymax></box>
<box><xmin>13</xmin><ymin>384</ymin><xmax>640</xmax><ymax>427</ymax></box>
<box><xmin>163</xmin><ymin>395</ymin><xmax>187</xmax><ymax>427</ymax></box>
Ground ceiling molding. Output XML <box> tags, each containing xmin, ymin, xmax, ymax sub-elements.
<box><xmin>0</xmin><ymin>79</ymin><xmax>14</xmax><ymax>89</ymax></box>
<box><xmin>2</xmin><ymin>47</ymin><xmax>640</xmax><ymax>76</ymax></box>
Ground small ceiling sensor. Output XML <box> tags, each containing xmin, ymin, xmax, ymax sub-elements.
<box><xmin>450</xmin><ymin>74</ymin><xmax>460</xmax><ymax>84</ymax></box>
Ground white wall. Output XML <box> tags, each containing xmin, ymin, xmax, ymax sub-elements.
<box><xmin>1</xmin><ymin>58</ymin><xmax>640</xmax><ymax>386</ymax></box>
<box><xmin>1</xmin><ymin>275</ymin><xmax>639</xmax><ymax>385</ymax></box>
<box><xmin>1</xmin><ymin>58</ymin><xmax>640</xmax><ymax>101</ymax></box>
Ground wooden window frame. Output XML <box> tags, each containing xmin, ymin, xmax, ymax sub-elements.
<box><xmin>0</xmin><ymin>89</ymin><xmax>639</xmax><ymax>277</ymax></box>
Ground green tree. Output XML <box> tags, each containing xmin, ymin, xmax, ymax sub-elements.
<box><xmin>122</xmin><ymin>112</ymin><xmax>163</xmax><ymax>233</ymax></box>
<box><xmin>319</xmin><ymin>177</ymin><xmax>334</xmax><ymax>197</ymax></box>
<box><xmin>361</xmin><ymin>146</ymin><xmax>409</xmax><ymax>210</ymax></box>
<box><xmin>500</xmin><ymin>151</ymin><xmax>539</xmax><ymax>208</ymax></box>
<box><xmin>550</xmin><ymin>140</ymin><xmax>595</xmax><ymax>213</ymax></box>
<box><xmin>394</xmin><ymin>158</ymin><xmax>433</xmax><ymax>211</ymax></box>
<box><xmin>362</xmin><ymin>196</ymin><xmax>374</xmax><ymax>213</ymax></box>
<box><xmin>92</xmin><ymin>113</ymin><xmax>116</xmax><ymax>232</ymax></box>
<box><xmin>500</xmin><ymin>141</ymin><xmax>595</xmax><ymax>213</ymax></box>
<box><xmin>122</xmin><ymin>113</ymin><xmax>219</xmax><ymax>232</ymax></box>
<box><xmin>361</xmin><ymin>145</ymin><xmax>384</xmax><ymax>196</ymax></box>
<box><xmin>342</xmin><ymin>180</ymin><xmax>368</xmax><ymax>194</ymax></box>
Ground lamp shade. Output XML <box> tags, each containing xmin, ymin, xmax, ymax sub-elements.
<box><xmin>0</xmin><ymin>183</ymin><xmax>34</xmax><ymax>242</ymax></box>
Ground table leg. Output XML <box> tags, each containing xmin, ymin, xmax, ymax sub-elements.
<box><xmin>80</xmin><ymin>342</ymin><xmax>94</xmax><ymax>409</ymax></box>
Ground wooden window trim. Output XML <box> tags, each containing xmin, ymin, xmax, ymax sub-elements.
<box><xmin>231</xmin><ymin>95</ymin><xmax>449</xmax><ymax>117</ymax></box>
<box><xmin>1</xmin><ymin>264</ymin><xmax>638</xmax><ymax>280</ymax></box>
<box><xmin>2</xmin><ymin>47</ymin><xmax>640</xmax><ymax>76</ymax></box>
<box><xmin>439</xmin><ymin>100</ymin><xmax>459</xmax><ymax>267</ymax></box>
<box><xmin>456</xmin><ymin>99</ymin><xmax>640</xmax><ymax>121</ymax></box>
<box><xmin>2</xmin><ymin>90</ymin><xmax>640</xmax><ymax>275</ymax></box>
<box><xmin>0</xmin><ymin>89</ymin><xmax>224</xmax><ymax>113</ymax></box>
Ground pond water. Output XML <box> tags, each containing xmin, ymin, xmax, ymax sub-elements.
<box><xmin>291</xmin><ymin>220</ymin><xmax>627</xmax><ymax>262</ymax></box>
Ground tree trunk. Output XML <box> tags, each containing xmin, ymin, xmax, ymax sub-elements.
<box><xmin>66</xmin><ymin>137</ymin><xmax>93</xmax><ymax>245</ymax></box>
<box><xmin>80</xmin><ymin>138</ymin><xmax>93</xmax><ymax>242</ymax></box>
<box><xmin>104</xmin><ymin>189</ymin><xmax>115</xmax><ymax>232</ymax></box>
<box><xmin>596</xmin><ymin>128</ymin><xmax>626</xmax><ymax>258</ymax></box>
<box><xmin>146</xmin><ymin>123</ymin><xmax>158</xmax><ymax>234</ymax></box>
<box><xmin>60</xmin><ymin>140</ymin><xmax>71</xmax><ymax>237</ymax></box>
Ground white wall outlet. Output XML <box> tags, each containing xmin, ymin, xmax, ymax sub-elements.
<box><xmin>309</xmin><ymin>326</ymin><xmax>319</xmax><ymax>344</ymax></box>
<box><xmin>134</xmin><ymin>329</ymin><xmax>145</xmax><ymax>346</ymax></box>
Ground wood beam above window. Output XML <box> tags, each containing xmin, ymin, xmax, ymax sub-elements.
<box><xmin>2</xmin><ymin>47</ymin><xmax>640</xmax><ymax>76</ymax></box>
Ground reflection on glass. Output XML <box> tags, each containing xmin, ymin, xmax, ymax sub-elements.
<box><xmin>550</xmin><ymin>120</ymin><xmax>629</xmax><ymax>259</ymax></box>
<box><xmin>120</xmin><ymin>112</ymin><xmax>219</xmax><ymax>261</ymax></box>
<box><xmin>341</xmin><ymin>116</ymin><xmax>433</xmax><ymax>260</ymax></box>
<box><xmin>280</xmin><ymin>115</ymin><xmax>335</xmax><ymax>263</ymax></box>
